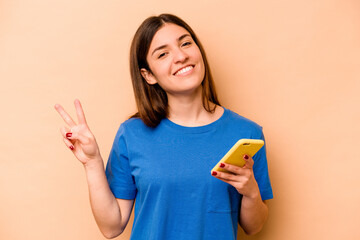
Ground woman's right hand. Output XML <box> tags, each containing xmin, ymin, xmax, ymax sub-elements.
<box><xmin>54</xmin><ymin>99</ymin><xmax>101</xmax><ymax>166</ymax></box>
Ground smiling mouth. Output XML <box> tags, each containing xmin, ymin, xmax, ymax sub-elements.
<box><xmin>174</xmin><ymin>65</ymin><xmax>194</xmax><ymax>76</ymax></box>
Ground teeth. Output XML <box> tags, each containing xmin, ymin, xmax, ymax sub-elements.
<box><xmin>175</xmin><ymin>66</ymin><xmax>193</xmax><ymax>76</ymax></box>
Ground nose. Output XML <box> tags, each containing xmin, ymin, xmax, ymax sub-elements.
<box><xmin>173</xmin><ymin>48</ymin><xmax>188</xmax><ymax>63</ymax></box>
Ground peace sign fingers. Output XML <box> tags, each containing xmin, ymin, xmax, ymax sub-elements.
<box><xmin>54</xmin><ymin>99</ymin><xmax>101</xmax><ymax>164</ymax></box>
<box><xmin>54</xmin><ymin>99</ymin><xmax>89</xmax><ymax>127</ymax></box>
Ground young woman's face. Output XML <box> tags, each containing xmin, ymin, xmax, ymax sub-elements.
<box><xmin>141</xmin><ymin>23</ymin><xmax>205</xmax><ymax>96</ymax></box>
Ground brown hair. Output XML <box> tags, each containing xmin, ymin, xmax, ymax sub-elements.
<box><xmin>129</xmin><ymin>14</ymin><xmax>220</xmax><ymax>127</ymax></box>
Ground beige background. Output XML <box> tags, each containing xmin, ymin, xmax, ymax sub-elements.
<box><xmin>1</xmin><ymin>0</ymin><xmax>360</xmax><ymax>239</ymax></box>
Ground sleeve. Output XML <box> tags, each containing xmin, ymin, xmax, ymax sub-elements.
<box><xmin>252</xmin><ymin>129</ymin><xmax>273</xmax><ymax>201</ymax></box>
<box><xmin>105</xmin><ymin>124</ymin><xmax>137</xmax><ymax>200</ymax></box>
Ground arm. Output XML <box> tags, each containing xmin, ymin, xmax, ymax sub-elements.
<box><xmin>85</xmin><ymin>157</ymin><xmax>134</xmax><ymax>238</ymax></box>
<box><xmin>55</xmin><ymin>100</ymin><xmax>133</xmax><ymax>239</ymax></box>
<box><xmin>211</xmin><ymin>155</ymin><xmax>269</xmax><ymax>235</ymax></box>
<box><xmin>239</xmin><ymin>194</ymin><xmax>268</xmax><ymax>234</ymax></box>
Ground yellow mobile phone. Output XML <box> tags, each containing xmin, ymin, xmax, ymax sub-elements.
<box><xmin>211</xmin><ymin>139</ymin><xmax>264</xmax><ymax>173</ymax></box>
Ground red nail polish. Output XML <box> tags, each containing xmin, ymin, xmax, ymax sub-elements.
<box><xmin>66</xmin><ymin>133</ymin><xmax>72</xmax><ymax>138</ymax></box>
<box><xmin>70</xmin><ymin>145</ymin><xmax>74</xmax><ymax>150</ymax></box>
<box><xmin>220</xmin><ymin>163</ymin><xmax>225</xmax><ymax>168</ymax></box>
<box><xmin>212</xmin><ymin>171</ymin><xmax>217</xmax><ymax>176</ymax></box>
<box><xmin>244</xmin><ymin>155</ymin><xmax>249</xmax><ymax>160</ymax></box>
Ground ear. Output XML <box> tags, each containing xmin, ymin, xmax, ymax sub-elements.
<box><xmin>140</xmin><ymin>68</ymin><xmax>157</xmax><ymax>85</ymax></box>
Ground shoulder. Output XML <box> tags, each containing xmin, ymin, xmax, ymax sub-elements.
<box><xmin>121</xmin><ymin>117</ymin><xmax>147</xmax><ymax>129</ymax></box>
<box><xmin>115</xmin><ymin>117</ymin><xmax>157</xmax><ymax>138</ymax></box>
<box><xmin>224</xmin><ymin>108</ymin><xmax>263</xmax><ymax>137</ymax></box>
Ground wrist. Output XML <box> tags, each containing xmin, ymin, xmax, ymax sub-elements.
<box><xmin>241</xmin><ymin>181</ymin><xmax>261</xmax><ymax>200</ymax></box>
<box><xmin>84</xmin><ymin>156</ymin><xmax>104</xmax><ymax>171</ymax></box>
<box><xmin>242</xmin><ymin>190</ymin><xmax>261</xmax><ymax>201</ymax></box>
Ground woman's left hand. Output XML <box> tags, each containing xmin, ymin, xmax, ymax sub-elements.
<box><xmin>211</xmin><ymin>155</ymin><xmax>260</xmax><ymax>199</ymax></box>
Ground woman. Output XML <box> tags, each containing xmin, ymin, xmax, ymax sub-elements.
<box><xmin>55</xmin><ymin>14</ymin><xmax>273</xmax><ymax>240</ymax></box>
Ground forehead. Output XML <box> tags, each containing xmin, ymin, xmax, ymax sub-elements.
<box><xmin>149</xmin><ymin>23</ymin><xmax>191</xmax><ymax>49</ymax></box>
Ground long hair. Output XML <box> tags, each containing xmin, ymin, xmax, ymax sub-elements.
<box><xmin>129</xmin><ymin>14</ymin><xmax>220</xmax><ymax>127</ymax></box>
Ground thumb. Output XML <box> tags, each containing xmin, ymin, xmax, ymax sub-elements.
<box><xmin>242</xmin><ymin>154</ymin><xmax>254</xmax><ymax>169</ymax></box>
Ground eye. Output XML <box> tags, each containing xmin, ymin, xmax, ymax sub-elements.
<box><xmin>158</xmin><ymin>52</ymin><xmax>167</xmax><ymax>59</ymax></box>
<box><xmin>181</xmin><ymin>41</ymin><xmax>192</xmax><ymax>47</ymax></box>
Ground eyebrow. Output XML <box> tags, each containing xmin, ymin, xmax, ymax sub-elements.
<box><xmin>151</xmin><ymin>34</ymin><xmax>191</xmax><ymax>56</ymax></box>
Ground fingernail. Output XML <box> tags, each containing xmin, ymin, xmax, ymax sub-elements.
<box><xmin>66</xmin><ymin>133</ymin><xmax>72</xmax><ymax>138</ymax></box>
<box><xmin>212</xmin><ymin>171</ymin><xmax>217</xmax><ymax>176</ymax></box>
<box><xmin>70</xmin><ymin>145</ymin><xmax>74</xmax><ymax>150</ymax></box>
<box><xmin>220</xmin><ymin>163</ymin><xmax>225</xmax><ymax>168</ymax></box>
<box><xmin>244</xmin><ymin>155</ymin><xmax>249</xmax><ymax>160</ymax></box>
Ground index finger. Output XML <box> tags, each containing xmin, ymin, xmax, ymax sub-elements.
<box><xmin>74</xmin><ymin>99</ymin><xmax>87</xmax><ymax>125</ymax></box>
<box><xmin>54</xmin><ymin>103</ymin><xmax>77</xmax><ymax>127</ymax></box>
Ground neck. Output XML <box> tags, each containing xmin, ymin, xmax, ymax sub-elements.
<box><xmin>167</xmin><ymin>87</ymin><xmax>221</xmax><ymax>127</ymax></box>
